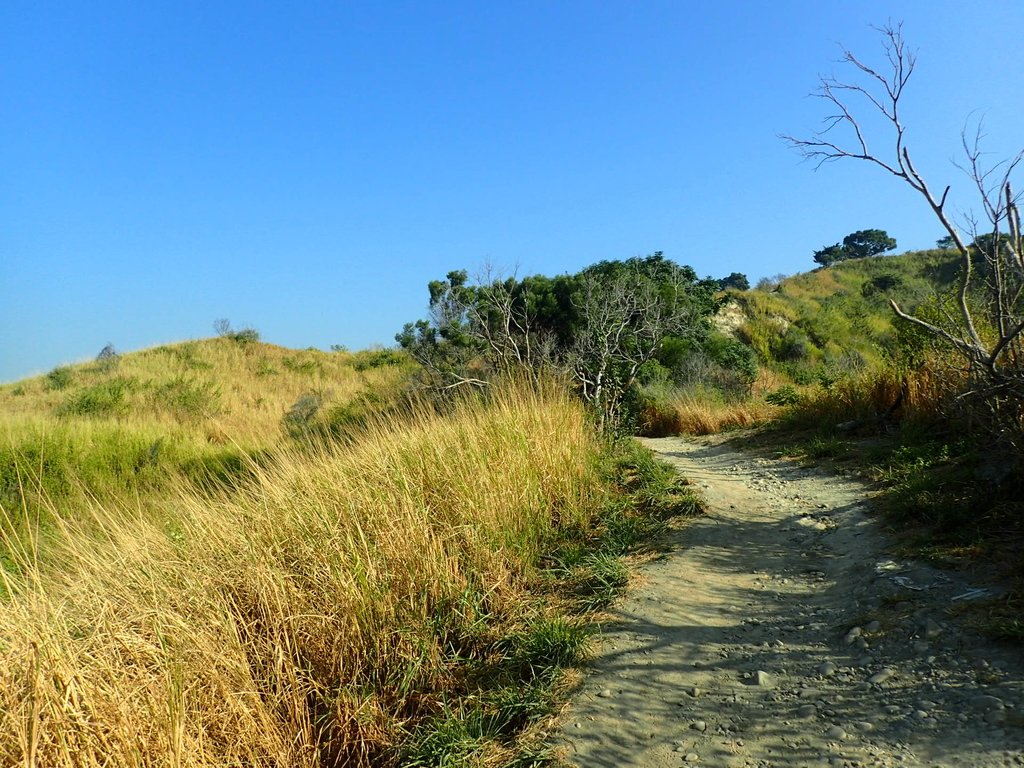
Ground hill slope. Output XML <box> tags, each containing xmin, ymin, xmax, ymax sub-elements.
<box><xmin>730</xmin><ymin>248</ymin><xmax>959</xmax><ymax>380</ymax></box>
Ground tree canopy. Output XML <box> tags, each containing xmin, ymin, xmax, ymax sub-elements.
<box><xmin>813</xmin><ymin>229</ymin><xmax>897</xmax><ymax>265</ymax></box>
<box><xmin>397</xmin><ymin>253</ymin><xmax>719</xmax><ymax>428</ymax></box>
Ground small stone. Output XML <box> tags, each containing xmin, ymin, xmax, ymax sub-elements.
<box><xmin>687</xmin><ymin>686</ymin><xmax>702</xmax><ymax>698</ymax></box>
<box><xmin>913</xmin><ymin>640</ymin><xmax>930</xmax><ymax>653</ymax></box>
<box><xmin>914</xmin><ymin>710</ymin><xmax>929</xmax><ymax>720</ymax></box>
<box><xmin>986</xmin><ymin>710</ymin><xmax>1008</xmax><ymax>725</ymax></box>
<box><xmin>825</xmin><ymin>725</ymin><xmax>846</xmax><ymax>741</ymax></box>
<box><xmin>864</xmin><ymin>620</ymin><xmax>882</xmax><ymax>633</ymax></box>
<box><xmin>924</xmin><ymin>618</ymin><xmax>943</xmax><ymax>639</ymax></box>
<box><xmin>691</xmin><ymin>720</ymin><xmax>707</xmax><ymax>732</ymax></box>
<box><xmin>818</xmin><ymin>661</ymin><xmax>838</xmax><ymax>677</ymax></box>
<box><xmin>598</xmin><ymin>688</ymin><xmax>613</xmax><ymax>698</ymax></box>
<box><xmin>854</xmin><ymin>721</ymin><xmax>875</xmax><ymax>732</ymax></box>
<box><xmin>855</xmin><ymin>637</ymin><xmax>869</xmax><ymax>650</ymax></box>
<box><xmin>684</xmin><ymin>753</ymin><xmax>700</xmax><ymax>763</ymax></box>
<box><xmin>797</xmin><ymin>704</ymin><xmax>817</xmax><ymax>718</ymax></box>
<box><xmin>973</xmin><ymin>695</ymin><xmax>1005</xmax><ymax>711</ymax></box>
<box><xmin>868</xmin><ymin>668</ymin><xmax>894</xmax><ymax>685</ymax></box>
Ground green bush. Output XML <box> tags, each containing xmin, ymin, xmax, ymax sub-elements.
<box><xmin>765</xmin><ymin>385</ymin><xmax>800</xmax><ymax>406</ymax></box>
<box><xmin>773</xmin><ymin>326</ymin><xmax>812</xmax><ymax>362</ymax></box>
<box><xmin>155</xmin><ymin>377</ymin><xmax>221</xmax><ymax>420</ymax></box>
<box><xmin>45</xmin><ymin>366</ymin><xmax>74</xmax><ymax>390</ymax></box>
<box><xmin>281</xmin><ymin>355</ymin><xmax>320</xmax><ymax>375</ymax></box>
<box><xmin>282</xmin><ymin>392</ymin><xmax>322</xmax><ymax>438</ymax></box>
<box><xmin>229</xmin><ymin>328</ymin><xmax>260</xmax><ymax>345</ymax></box>
<box><xmin>706</xmin><ymin>334</ymin><xmax>758</xmax><ymax>386</ymax></box>
<box><xmin>254</xmin><ymin>360</ymin><xmax>279</xmax><ymax>377</ymax></box>
<box><xmin>351</xmin><ymin>348</ymin><xmax>407</xmax><ymax>371</ymax></box>
<box><xmin>95</xmin><ymin>343</ymin><xmax>120</xmax><ymax>373</ymax></box>
<box><xmin>57</xmin><ymin>377</ymin><xmax>136</xmax><ymax>417</ymax></box>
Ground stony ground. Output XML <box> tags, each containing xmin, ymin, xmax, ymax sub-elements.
<box><xmin>551</xmin><ymin>436</ymin><xmax>1024</xmax><ymax>768</ymax></box>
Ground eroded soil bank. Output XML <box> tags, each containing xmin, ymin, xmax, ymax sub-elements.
<box><xmin>552</xmin><ymin>436</ymin><xmax>1024</xmax><ymax>768</ymax></box>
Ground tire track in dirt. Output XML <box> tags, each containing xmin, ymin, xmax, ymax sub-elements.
<box><xmin>552</xmin><ymin>436</ymin><xmax>1024</xmax><ymax>767</ymax></box>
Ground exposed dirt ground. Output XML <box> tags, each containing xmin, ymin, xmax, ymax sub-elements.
<box><xmin>551</xmin><ymin>436</ymin><xmax>1024</xmax><ymax>768</ymax></box>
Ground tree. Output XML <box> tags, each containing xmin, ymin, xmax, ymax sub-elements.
<box><xmin>717</xmin><ymin>272</ymin><xmax>750</xmax><ymax>291</ymax></box>
<box><xmin>567</xmin><ymin>254</ymin><xmax>715</xmax><ymax>429</ymax></box>
<box><xmin>813</xmin><ymin>229</ymin><xmax>896</xmax><ymax>266</ymax></box>
<box><xmin>397</xmin><ymin>254</ymin><xmax>717</xmax><ymax>429</ymax></box>
<box><xmin>936</xmin><ymin>234</ymin><xmax>955</xmax><ymax>250</ymax></box>
<box><xmin>812</xmin><ymin>243</ymin><xmax>847</xmax><ymax>266</ymax></box>
<box><xmin>784</xmin><ymin>23</ymin><xmax>1024</xmax><ymax>438</ymax></box>
<box><xmin>842</xmin><ymin>229</ymin><xmax>897</xmax><ymax>258</ymax></box>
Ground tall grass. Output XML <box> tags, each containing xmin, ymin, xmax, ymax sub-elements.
<box><xmin>777</xmin><ymin>360</ymin><xmax>963</xmax><ymax>432</ymax></box>
<box><xmin>639</xmin><ymin>387</ymin><xmax>776</xmax><ymax>436</ymax></box>
<box><xmin>0</xmin><ymin>381</ymin><xmax>604</xmax><ymax>766</ymax></box>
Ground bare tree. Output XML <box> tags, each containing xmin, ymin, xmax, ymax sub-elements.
<box><xmin>783</xmin><ymin>23</ymin><xmax>1024</xmax><ymax>431</ymax></box>
<box><xmin>568</xmin><ymin>260</ymin><xmax>708</xmax><ymax>430</ymax></box>
<box><xmin>396</xmin><ymin>267</ymin><xmax>554</xmax><ymax>392</ymax></box>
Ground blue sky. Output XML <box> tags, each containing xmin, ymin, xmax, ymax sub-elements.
<box><xmin>3</xmin><ymin>1</ymin><xmax>1023</xmax><ymax>382</ymax></box>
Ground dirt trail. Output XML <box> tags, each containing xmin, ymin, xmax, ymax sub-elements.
<box><xmin>552</xmin><ymin>436</ymin><xmax>1024</xmax><ymax>768</ymax></box>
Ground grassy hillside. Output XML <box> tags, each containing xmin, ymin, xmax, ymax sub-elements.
<box><xmin>0</xmin><ymin>338</ymin><xmax>413</xmax><ymax>534</ymax></box>
<box><xmin>733</xmin><ymin>248</ymin><xmax>958</xmax><ymax>378</ymax></box>
<box><xmin>2</xmin><ymin>337</ymin><xmax>412</xmax><ymax>444</ymax></box>
<box><xmin>638</xmin><ymin>248</ymin><xmax>960</xmax><ymax>436</ymax></box>
<box><xmin>0</xmin><ymin>340</ymin><xmax>696</xmax><ymax>765</ymax></box>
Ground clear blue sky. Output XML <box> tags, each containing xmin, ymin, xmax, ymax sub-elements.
<box><xmin>3</xmin><ymin>1</ymin><xmax>1023</xmax><ymax>382</ymax></box>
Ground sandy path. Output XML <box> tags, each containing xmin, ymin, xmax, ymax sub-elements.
<box><xmin>552</xmin><ymin>436</ymin><xmax>1024</xmax><ymax>768</ymax></box>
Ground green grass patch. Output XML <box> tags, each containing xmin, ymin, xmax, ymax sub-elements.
<box><xmin>56</xmin><ymin>376</ymin><xmax>137</xmax><ymax>417</ymax></box>
<box><xmin>403</xmin><ymin>438</ymin><xmax>703</xmax><ymax>765</ymax></box>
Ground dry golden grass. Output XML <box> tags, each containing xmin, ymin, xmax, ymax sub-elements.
<box><xmin>0</xmin><ymin>381</ymin><xmax>601</xmax><ymax>767</ymax></box>
<box><xmin>640</xmin><ymin>390</ymin><xmax>777</xmax><ymax>436</ymax></box>
<box><xmin>786</xmin><ymin>360</ymin><xmax>965</xmax><ymax>429</ymax></box>
<box><xmin>1</xmin><ymin>338</ymin><xmax>408</xmax><ymax>447</ymax></box>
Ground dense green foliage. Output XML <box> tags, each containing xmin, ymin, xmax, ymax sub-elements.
<box><xmin>813</xmin><ymin>229</ymin><xmax>897</xmax><ymax>265</ymax></box>
<box><xmin>735</xmin><ymin>248</ymin><xmax>959</xmax><ymax>379</ymax></box>
<box><xmin>398</xmin><ymin>253</ymin><xmax>723</xmax><ymax>429</ymax></box>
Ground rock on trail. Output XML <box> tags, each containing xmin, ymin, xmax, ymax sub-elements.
<box><xmin>551</xmin><ymin>436</ymin><xmax>1024</xmax><ymax>768</ymax></box>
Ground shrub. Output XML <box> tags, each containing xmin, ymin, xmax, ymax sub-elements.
<box><xmin>773</xmin><ymin>326</ymin><xmax>812</xmax><ymax>362</ymax></box>
<box><xmin>254</xmin><ymin>360</ymin><xmax>279</xmax><ymax>377</ymax></box>
<box><xmin>351</xmin><ymin>348</ymin><xmax>407</xmax><ymax>371</ymax></box>
<box><xmin>155</xmin><ymin>377</ymin><xmax>222</xmax><ymax>420</ymax></box>
<box><xmin>861</xmin><ymin>273</ymin><xmax>903</xmax><ymax>297</ymax></box>
<box><xmin>230</xmin><ymin>327</ymin><xmax>260</xmax><ymax>345</ymax></box>
<box><xmin>281</xmin><ymin>355</ymin><xmax>320</xmax><ymax>375</ymax></box>
<box><xmin>765</xmin><ymin>385</ymin><xmax>800</xmax><ymax>407</ymax></box>
<box><xmin>282</xmin><ymin>392</ymin><xmax>322</xmax><ymax>438</ymax></box>
<box><xmin>57</xmin><ymin>377</ymin><xmax>135</xmax><ymax>417</ymax></box>
<box><xmin>45</xmin><ymin>366</ymin><xmax>74</xmax><ymax>390</ymax></box>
